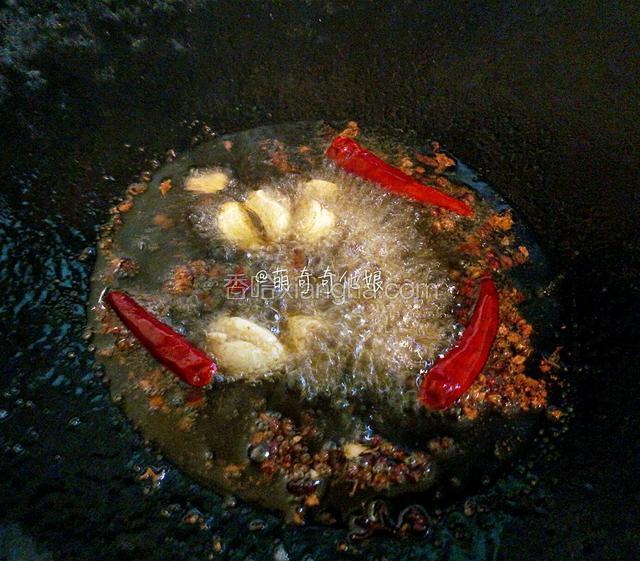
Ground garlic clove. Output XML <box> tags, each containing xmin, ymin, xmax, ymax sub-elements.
<box><xmin>217</xmin><ymin>201</ymin><xmax>263</xmax><ymax>250</ymax></box>
<box><xmin>294</xmin><ymin>199</ymin><xmax>336</xmax><ymax>242</ymax></box>
<box><xmin>205</xmin><ymin>316</ymin><xmax>286</xmax><ymax>376</ymax></box>
<box><xmin>302</xmin><ymin>179</ymin><xmax>338</xmax><ymax>202</ymax></box>
<box><xmin>206</xmin><ymin>339</ymin><xmax>282</xmax><ymax>376</ymax></box>
<box><xmin>210</xmin><ymin>316</ymin><xmax>281</xmax><ymax>350</ymax></box>
<box><xmin>286</xmin><ymin>315</ymin><xmax>327</xmax><ymax>352</ymax></box>
<box><xmin>245</xmin><ymin>190</ymin><xmax>291</xmax><ymax>242</ymax></box>
<box><xmin>185</xmin><ymin>169</ymin><xmax>230</xmax><ymax>193</ymax></box>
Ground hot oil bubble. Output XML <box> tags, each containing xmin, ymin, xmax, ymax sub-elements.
<box><xmin>187</xmin><ymin>158</ymin><xmax>457</xmax><ymax>407</ymax></box>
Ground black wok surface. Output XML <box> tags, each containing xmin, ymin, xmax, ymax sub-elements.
<box><xmin>0</xmin><ymin>2</ymin><xmax>638</xmax><ymax>560</ymax></box>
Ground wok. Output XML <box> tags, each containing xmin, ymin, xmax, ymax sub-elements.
<box><xmin>0</xmin><ymin>2</ymin><xmax>638</xmax><ymax>560</ymax></box>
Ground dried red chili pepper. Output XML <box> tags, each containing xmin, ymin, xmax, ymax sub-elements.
<box><xmin>106</xmin><ymin>291</ymin><xmax>216</xmax><ymax>387</ymax></box>
<box><xmin>418</xmin><ymin>276</ymin><xmax>499</xmax><ymax>409</ymax></box>
<box><xmin>326</xmin><ymin>136</ymin><xmax>473</xmax><ymax>217</ymax></box>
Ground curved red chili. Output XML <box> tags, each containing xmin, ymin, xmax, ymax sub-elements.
<box><xmin>418</xmin><ymin>276</ymin><xmax>499</xmax><ymax>409</ymax></box>
<box><xmin>106</xmin><ymin>291</ymin><xmax>217</xmax><ymax>387</ymax></box>
<box><xmin>326</xmin><ymin>136</ymin><xmax>473</xmax><ymax>217</ymax></box>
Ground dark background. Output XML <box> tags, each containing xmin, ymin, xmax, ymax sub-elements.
<box><xmin>0</xmin><ymin>1</ymin><xmax>638</xmax><ymax>560</ymax></box>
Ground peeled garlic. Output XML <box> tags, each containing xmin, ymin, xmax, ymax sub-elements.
<box><xmin>205</xmin><ymin>317</ymin><xmax>285</xmax><ymax>377</ymax></box>
<box><xmin>206</xmin><ymin>339</ymin><xmax>280</xmax><ymax>375</ymax></box>
<box><xmin>185</xmin><ymin>169</ymin><xmax>230</xmax><ymax>193</ymax></box>
<box><xmin>245</xmin><ymin>190</ymin><xmax>291</xmax><ymax>242</ymax></box>
<box><xmin>302</xmin><ymin>179</ymin><xmax>338</xmax><ymax>202</ymax></box>
<box><xmin>210</xmin><ymin>317</ymin><xmax>281</xmax><ymax>349</ymax></box>
<box><xmin>286</xmin><ymin>315</ymin><xmax>326</xmax><ymax>352</ymax></box>
<box><xmin>294</xmin><ymin>199</ymin><xmax>335</xmax><ymax>242</ymax></box>
<box><xmin>217</xmin><ymin>202</ymin><xmax>263</xmax><ymax>250</ymax></box>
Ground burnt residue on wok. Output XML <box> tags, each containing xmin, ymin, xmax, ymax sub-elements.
<box><xmin>0</xmin><ymin>2</ymin><xmax>638</xmax><ymax>561</ymax></box>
